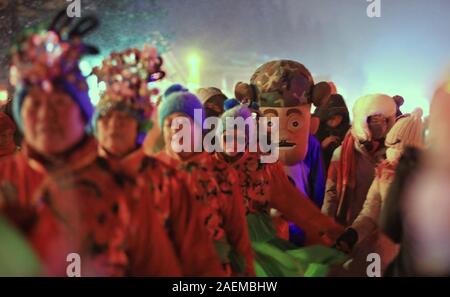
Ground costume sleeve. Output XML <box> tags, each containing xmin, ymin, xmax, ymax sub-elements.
<box><xmin>0</xmin><ymin>155</ymin><xmax>41</xmax><ymax>233</ymax></box>
<box><xmin>28</xmin><ymin>205</ymin><xmax>70</xmax><ymax>276</ymax></box>
<box><xmin>167</xmin><ymin>173</ymin><xmax>226</xmax><ymax>276</ymax></box>
<box><xmin>322</xmin><ymin>146</ymin><xmax>342</xmax><ymax>217</ymax></box>
<box><xmin>127</xmin><ymin>179</ymin><xmax>182</xmax><ymax>276</ymax></box>
<box><xmin>221</xmin><ymin>168</ymin><xmax>255</xmax><ymax>276</ymax></box>
<box><xmin>125</xmin><ymin>154</ymin><xmax>225</xmax><ymax>276</ymax></box>
<box><xmin>269</xmin><ymin>162</ymin><xmax>344</xmax><ymax>245</ymax></box>
<box><xmin>351</xmin><ymin>176</ymin><xmax>381</xmax><ymax>243</ymax></box>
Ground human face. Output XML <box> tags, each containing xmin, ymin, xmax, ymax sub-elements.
<box><xmin>260</xmin><ymin>104</ymin><xmax>311</xmax><ymax>166</ymax></box>
<box><xmin>21</xmin><ymin>86</ymin><xmax>85</xmax><ymax>155</ymax></box>
<box><xmin>163</xmin><ymin>112</ymin><xmax>199</xmax><ymax>160</ymax></box>
<box><xmin>368</xmin><ymin>114</ymin><xmax>389</xmax><ymax>140</ymax></box>
<box><xmin>97</xmin><ymin>110</ymin><xmax>138</xmax><ymax>158</ymax></box>
<box><xmin>326</xmin><ymin>115</ymin><xmax>343</xmax><ymax>129</ymax></box>
<box><xmin>222</xmin><ymin>128</ymin><xmax>247</xmax><ymax>158</ymax></box>
<box><xmin>204</xmin><ymin>97</ymin><xmax>225</xmax><ymax>118</ymax></box>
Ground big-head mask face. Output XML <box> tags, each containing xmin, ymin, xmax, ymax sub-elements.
<box><xmin>235</xmin><ymin>60</ymin><xmax>331</xmax><ymax>166</ymax></box>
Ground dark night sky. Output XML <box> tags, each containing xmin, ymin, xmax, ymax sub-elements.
<box><xmin>2</xmin><ymin>0</ymin><xmax>450</xmax><ymax>114</ymax></box>
<box><xmin>152</xmin><ymin>0</ymin><xmax>450</xmax><ymax>114</ymax></box>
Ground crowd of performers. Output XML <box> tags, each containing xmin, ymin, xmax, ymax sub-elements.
<box><xmin>0</xmin><ymin>11</ymin><xmax>448</xmax><ymax>277</ymax></box>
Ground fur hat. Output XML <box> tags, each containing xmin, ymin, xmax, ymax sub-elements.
<box><xmin>158</xmin><ymin>87</ymin><xmax>205</xmax><ymax>128</ymax></box>
<box><xmin>11</xmin><ymin>10</ymin><xmax>99</xmax><ymax>132</ymax></box>
<box><xmin>351</xmin><ymin>94</ymin><xmax>397</xmax><ymax>142</ymax></box>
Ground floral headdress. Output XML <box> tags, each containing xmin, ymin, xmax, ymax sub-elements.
<box><xmin>92</xmin><ymin>45</ymin><xmax>166</xmax><ymax>144</ymax></box>
<box><xmin>10</xmin><ymin>9</ymin><xmax>100</xmax><ymax>130</ymax></box>
<box><xmin>10</xmin><ymin>10</ymin><xmax>99</xmax><ymax>92</ymax></box>
<box><xmin>92</xmin><ymin>44</ymin><xmax>165</xmax><ymax>120</ymax></box>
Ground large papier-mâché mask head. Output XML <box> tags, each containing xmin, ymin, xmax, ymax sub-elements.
<box><xmin>236</xmin><ymin>60</ymin><xmax>329</xmax><ymax>166</ymax></box>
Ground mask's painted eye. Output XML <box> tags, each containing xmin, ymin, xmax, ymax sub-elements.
<box><xmin>287</xmin><ymin>115</ymin><xmax>303</xmax><ymax>131</ymax></box>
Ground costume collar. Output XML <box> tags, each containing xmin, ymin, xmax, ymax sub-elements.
<box><xmin>23</xmin><ymin>136</ymin><xmax>98</xmax><ymax>175</ymax></box>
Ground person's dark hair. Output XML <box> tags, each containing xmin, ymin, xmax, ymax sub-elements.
<box><xmin>323</xmin><ymin>94</ymin><xmax>350</xmax><ymax>123</ymax></box>
<box><xmin>315</xmin><ymin>94</ymin><xmax>350</xmax><ymax>140</ymax></box>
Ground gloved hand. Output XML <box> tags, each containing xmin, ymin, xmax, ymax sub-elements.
<box><xmin>333</xmin><ymin>228</ymin><xmax>358</xmax><ymax>253</ymax></box>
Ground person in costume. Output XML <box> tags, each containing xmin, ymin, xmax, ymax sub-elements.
<box><xmin>92</xmin><ymin>49</ymin><xmax>225</xmax><ymax>277</ymax></box>
<box><xmin>242</xmin><ymin>63</ymin><xmax>330</xmax><ymax>195</ymax></box>
<box><xmin>288</xmin><ymin>134</ymin><xmax>326</xmax><ymax>246</ymax></box>
<box><xmin>214</xmin><ymin>99</ymin><xmax>346</xmax><ymax>277</ymax></box>
<box><xmin>92</xmin><ymin>45</ymin><xmax>162</xmax><ymax>160</ymax></box>
<box><xmin>301</xmin><ymin>134</ymin><xmax>326</xmax><ymax>209</ymax></box>
<box><xmin>0</xmin><ymin>10</ymin><xmax>181</xmax><ymax>276</ymax></box>
<box><xmin>286</xmin><ymin>108</ymin><xmax>327</xmax><ymax>245</ymax></box>
<box><xmin>156</xmin><ymin>88</ymin><xmax>255</xmax><ymax>276</ymax></box>
<box><xmin>0</xmin><ymin>111</ymin><xmax>18</xmax><ymax>159</ymax></box>
<box><xmin>322</xmin><ymin>94</ymin><xmax>397</xmax><ymax>227</ymax></box>
<box><xmin>235</xmin><ymin>60</ymin><xmax>343</xmax><ymax>246</ymax></box>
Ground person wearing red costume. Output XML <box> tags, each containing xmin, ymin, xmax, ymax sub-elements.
<box><xmin>0</xmin><ymin>10</ymin><xmax>180</xmax><ymax>276</ymax></box>
<box><xmin>234</xmin><ymin>60</ymin><xmax>345</xmax><ymax>244</ymax></box>
<box><xmin>156</xmin><ymin>88</ymin><xmax>254</xmax><ymax>276</ymax></box>
<box><xmin>213</xmin><ymin>98</ymin><xmax>346</xmax><ymax>276</ymax></box>
<box><xmin>91</xmin><ymin>49</ymin><xmax>225</xmax><ymax>277</ymax></box>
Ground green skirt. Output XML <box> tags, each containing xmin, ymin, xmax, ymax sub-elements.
<box><xmin>247</xmin><ymin>213</ymin><xmax>347</xmax><ymax>277</ymax></box>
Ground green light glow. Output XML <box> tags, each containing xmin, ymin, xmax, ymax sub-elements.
<box><xmin>187</xmin><ymin>51</ymin><xmax>201</xmax><ymax>89</ymax></box>
<box><xmin>0</xmin><ymin>90</ymin><xmax>7</xmax><ymax>102</ymax></box>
